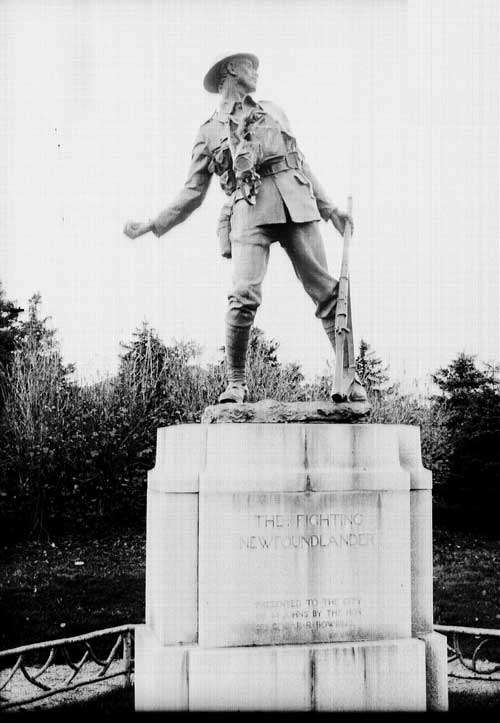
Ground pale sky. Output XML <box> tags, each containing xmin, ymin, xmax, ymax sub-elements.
<box><xmin>1</xmin><ymin>0</ymin><xmax>499</xmax><ymax>390</ymax></box>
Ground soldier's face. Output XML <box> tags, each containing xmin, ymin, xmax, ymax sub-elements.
<box><xmin>231</xmin><ymin>57</ymin><xmax>258</xmax><ymax>93</ymax></box>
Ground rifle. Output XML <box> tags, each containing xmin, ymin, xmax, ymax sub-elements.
<box><xmin>332</xmin><ymin>196</ymin><xmax>356</xmax><ymax>402</ymax></box>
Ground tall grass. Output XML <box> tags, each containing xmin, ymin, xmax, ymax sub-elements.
<box><xmin>0</xmin><ymin>325</ymin><xmax>229</xmax><ymax>538</ymax></box>
<box><xmin>245</xmin><ymin>327</ymin><xmax>315</xmax><ymax>402</ymax></box>
<box><xmin>1</xmin><ymin>336</ymin><xmax>76</xmax><ymax>536</ymax></box>
<box><xmin>367</xmin><ymin>387</ymin><xmax>450</xmax><ymax>482</ymax></box>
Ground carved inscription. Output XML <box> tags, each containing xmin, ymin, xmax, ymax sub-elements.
<box><xmin>240</xmin><ymin>511</ymin><xmax>377</xmax><ymax>551</ymax></box>
<box><xmin>254</xmin><ymin>596</ymin><xmax>363</xmax><ymax>635</ymax></box>
<box><xmin>199</xmin><ymin>490</ymin><xmax>411</xmax><ymax>646</ymax></box>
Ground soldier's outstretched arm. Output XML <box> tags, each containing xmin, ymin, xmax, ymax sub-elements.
<box><xmin>123</xmin><ymin>131</ymin><xmax>212</xmax><ymax>240</ymax></box>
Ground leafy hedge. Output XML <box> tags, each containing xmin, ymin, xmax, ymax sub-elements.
<box><xmin>0</xmin><ymin>299</ymin><xmax>327</xmax><ymax>539</ymax></box>
<box><xmin>430</xmin><ymin>354</ymin><xmax>500</xmax><ymax>530</ymax></box>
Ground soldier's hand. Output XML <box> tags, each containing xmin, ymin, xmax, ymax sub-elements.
<box><xmin>123</xmin><ymin>220</ymin><xmax>153</xmax><ymax>239</ymax></box>
<box><xmin>330</xmin><ymin>209</ymin><xmax>354</xmax><ymax>236</ymax></box>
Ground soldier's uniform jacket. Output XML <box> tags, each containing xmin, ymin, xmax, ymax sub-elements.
<box><xmin>151</xmin><ymin>95</ymin><xmax>337</xmax><ymax>238</ymax></box>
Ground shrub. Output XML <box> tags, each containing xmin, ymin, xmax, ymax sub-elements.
<box><xmin>3</xmin><ymin>300</ymin><xmax>496</xmax><ymax>540</ymax></box>
<box><xmin>0</xmin><ymin>313</ymin><xmax>316</xmax><ymax>538</ymax></box>
<box><xmin>245</xmin><ymin>327</ymin><xmax>308</xmax><ymax>402</ymax></box>
<box><xmin>0</xmin><ymin>297</ymin><xmax>77</xmax><ymax>537</ymax></box>
<box><xmin>431</xmin><ymin>353</ymin><xmax>500</xmax><ymax>530</ymax></box>
<box><xmin>0</xmin><ymin>281</ymin><xmax>24</xmax><ymax>405</ymax></box>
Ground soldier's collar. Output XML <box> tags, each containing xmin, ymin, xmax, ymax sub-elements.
<box><xmin>217</xmin><ymin>94</ymin><xmax>261</xmax><ymax>122</ymax></box>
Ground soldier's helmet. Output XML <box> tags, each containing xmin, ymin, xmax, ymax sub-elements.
<box><xmin>203</xmin><ymin>52</ymin><xmax>259</xmax><ymax>93</ymax></box>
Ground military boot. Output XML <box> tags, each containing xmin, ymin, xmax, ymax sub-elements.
<box><xmin>219</xmin><ymin>322</ymin><xmax>251</xmax><ymax>404</ymax></box>
<box><xmin>347</xmin><ymin>375</ymin><xmax>368</xmax><ymax>403</ymax></box>
<box><xmin>331</xmin><ymin>372</ymin><xmax>368</xmax><ymax>403</ymax></box>
<box><xmin>218</xmin><ymin>382</ymin><xmax>249</xmax><ymax>404</ymax></box>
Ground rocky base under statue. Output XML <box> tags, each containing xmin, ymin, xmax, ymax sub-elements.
<box><xmin>202</xmin><ymin>399</ymin><xmax>371</xmax><ymax>424</ymax></box>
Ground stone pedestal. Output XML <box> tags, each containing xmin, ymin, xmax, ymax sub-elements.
<box><xmin>135</xmin><ymin>422</ymin><xmax>448</xmax><ymax>711</ymax></box>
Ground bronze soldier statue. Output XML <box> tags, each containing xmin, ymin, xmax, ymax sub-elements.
<box><xmin>124</xmin><ymin>52</ymin><xmax>367</xmax><ymax>404</ymax></box>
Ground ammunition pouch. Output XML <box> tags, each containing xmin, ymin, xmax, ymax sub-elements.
<box><xmin>232</xmin><ymin>139</ymin><xmax>262</xmax><ymax>205</ymax></box>
<box><xmin>209</xmin><ymin>141</ymin><xmax>237</xmax><ymax>196</ymax></box>
<box><xmin>217</xmin><ymin>200</ymin><xmax>233</xmax><ymax>258</ymax></box>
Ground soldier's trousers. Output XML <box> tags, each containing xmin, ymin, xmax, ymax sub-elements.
<box><xmin>227</xmin><ymin>218</ymin><xmax>339</xmax><ymax>334</ymax></box>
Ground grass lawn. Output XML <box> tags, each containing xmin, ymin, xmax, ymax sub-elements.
<box><xmin>433</xmin><ymin>527</ymin><xmax>500</xmax><ymax>629</ymax></box>
<box><xmin>1</xmin><ymin>524</ymin><xmax>499</xmax><ymax>652</ymax></box>
<box><xmin>0</xmin><ymin>527</ymin><xmax>146</xmax><ymax>651</ymax></box>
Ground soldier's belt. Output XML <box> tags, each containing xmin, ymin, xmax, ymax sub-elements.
<box><xmin>257</xmin><ymin>151</ymin><xmax>301</xmax><ymax>177</ymax></box>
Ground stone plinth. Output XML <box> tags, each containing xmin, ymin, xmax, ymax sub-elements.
<box><xmin>135</xmin><ymin>626</ymin><xmax>426</xmax><ymax>712</ymax></box>
<box><xmin>137</xmin><ymin>421</ymin><xmax>448</xmax><ymax>711</ymax></box>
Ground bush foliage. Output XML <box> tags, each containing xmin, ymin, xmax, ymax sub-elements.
<box><xmin>0</xmin><ymin>298</ymin><xmax>327</xmax><ymax>539</ymax></box>
<box><xmin>1</xmin><ymin>295</ymin><xmax>499</xmax><ymax>539</ymax></box>
<box><xmin>431</xmin><ymin>353</ymin><xmax>500</xmax><ymax>529</ymax></box>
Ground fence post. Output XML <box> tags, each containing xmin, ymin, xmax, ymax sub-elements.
<box><xmin>123</xmin><ymin>630</ymin><xmax>132</xmax><ymax>688</ymax></box>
